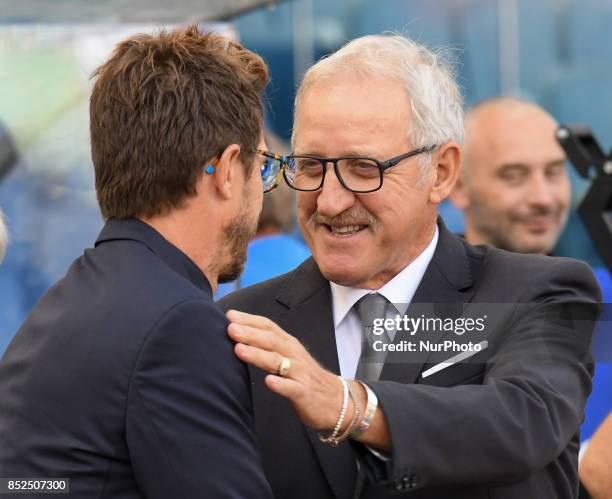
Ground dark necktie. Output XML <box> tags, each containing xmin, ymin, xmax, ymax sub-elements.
<box><xmin>354</xmin><ymin>292</ymin><xmax>390</xmax><ymax>381</ymax></box>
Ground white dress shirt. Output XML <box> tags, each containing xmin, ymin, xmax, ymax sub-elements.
<box><xmin>330</xmin><ymin>226</ymin><xmax>439</xmax><ymax>379</ymax></box>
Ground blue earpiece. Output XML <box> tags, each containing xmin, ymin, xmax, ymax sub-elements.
<box><xmin>204</xmin><ymin>164</ymin><xmax>215</xmax><ymax>174</ymax></box>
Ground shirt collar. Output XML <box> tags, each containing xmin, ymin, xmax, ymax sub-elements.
<box><xmin>95</xmin><ymin>218</ymin><xmax>213</xmax><ymax>297</ymax></box>
<box><xmin>330</xmin><ymin>225</ymin><xmax>439</xmax><ymax>327</ymax></box>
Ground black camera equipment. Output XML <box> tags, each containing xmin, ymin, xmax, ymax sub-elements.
<box><xmin>556</xmin><ymin>125</ymin><xmax>612</xmax><ymax>271</ymax></box>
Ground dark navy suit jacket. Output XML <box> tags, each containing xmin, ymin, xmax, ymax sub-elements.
<box><xmin>0</xmin><ymin>219</ymin><xmax>272</xmax><ymax>498</ymax></box>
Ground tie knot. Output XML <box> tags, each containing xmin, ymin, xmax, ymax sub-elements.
<box><xmin>355</xmin><ymin>292</ymin><xmax>388</xmax><ymax>330</ymax></box>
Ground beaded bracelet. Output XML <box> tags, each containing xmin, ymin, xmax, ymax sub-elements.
<box><xmin>319</xmin><ymin>376</ymin><xmax>349</xmax><ymax>446</ymax></box>
<box><xmin>335</xmin><ymin>381</ymin><xmax>362</xmax><ymax>443</ymax></box>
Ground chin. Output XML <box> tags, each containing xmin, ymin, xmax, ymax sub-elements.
<box><xmin>218</xmin><ymin>260</ymin><xmax>245</xmax><ymax>284</ymax></box>
<box><xmin>317</xmin><ymin>258</ymin><xmax>366</xmax><ymax>287</ymax></box>
<box><xmin>515</xmin><ymin>238</ymin><xmax>556</xmax><ymax>255</ymax></box>
<box><xmin>316</xmin><ymin>240</ymin><xmax>382</xmax><ymax>281</ymax></box>
<box><xmin>321</xmin><ymin>270</ymin><xmax>361</xmax><ymax>287</ymax></box>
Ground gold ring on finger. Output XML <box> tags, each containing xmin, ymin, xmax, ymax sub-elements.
<box><xmin>277</xmin><ymin>357</ymin><xmax>291</xmax><ymax>377</ymax></box>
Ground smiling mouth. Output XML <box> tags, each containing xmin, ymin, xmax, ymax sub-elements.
<box><xmin>520</xmin><ymin>216</ymin><xmax>554</xmax><ymax>230</ymax></box>
<box><xmin>323</xmin><ymin>224</ymin><xmax>368</xmax><ymax>236</ymax></box>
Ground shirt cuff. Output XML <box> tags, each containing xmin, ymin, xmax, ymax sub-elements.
<box><xmin>366</xmin><ymin>444</ymin><xmax>391</xmax><ymax>462</ymax></box>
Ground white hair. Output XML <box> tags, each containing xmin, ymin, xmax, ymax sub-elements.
<box><xmin>0</xmin><ymin>209</ymin><xmax>7</xmax><ymax>264</ymax></box>
<box><xmin>293</xmin><ymin>34</ymin><xmax>464</xmax><ymax>170</ymax></box>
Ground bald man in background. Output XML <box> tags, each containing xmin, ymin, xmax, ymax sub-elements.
<box><xmin>450</xmin><ymin>97</ymin><xmax>570</xmax><ymax>254</ymax></box>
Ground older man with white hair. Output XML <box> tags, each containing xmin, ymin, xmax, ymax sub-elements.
<box><xmin>220</xmin><ymin>33</ymin><xmax>601</xmax><ymax>499</ymax></box>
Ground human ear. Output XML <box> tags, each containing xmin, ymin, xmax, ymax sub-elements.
<box><xmin>211</xmin><ymin>144</ymin><xmax>242</xmax><ymax>200</ymax></box>
<box><xmin>429</xmin><ymin>142</ymin><xmax>462</xmax><ymax>205</ymax></box>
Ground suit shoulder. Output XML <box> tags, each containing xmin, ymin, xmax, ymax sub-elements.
<box><xmin>482</xmin><ymin>244</ymin><xmax>592</xmax><ymax>275</ymax></box>
<box><xmin>88</xmin><ymin>241</ymin><xmax>209</xmax><ymax>308</ymax></box>
<box><xmin>477</xmin><ymin>245</ymin><xmax>601</xmax><ymax>301</ymax></box>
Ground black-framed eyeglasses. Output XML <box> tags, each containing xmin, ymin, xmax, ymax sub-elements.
<box><xmin>257</xmin><ymin>145</ymin><xmax>437</xmax><ymax>194</ymax></box>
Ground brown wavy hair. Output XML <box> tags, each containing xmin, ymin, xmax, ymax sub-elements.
<box><xmin>90</xmin><ymin>25</ymin><xmax>269</xmax><ymax>219</ymax></box>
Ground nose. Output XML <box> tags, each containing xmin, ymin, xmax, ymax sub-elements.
<box><xmin>316</xmin><ymin>163</ymin><xmax>357</xmax><ymax>217</ymax></box>
<box><xmin>526</xmin><ymin>172</ymin><xmax>555</xmax><ymax>209</ymax></box>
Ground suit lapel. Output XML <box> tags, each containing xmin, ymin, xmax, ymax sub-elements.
<box><xmin>380</xmin><ymin>222</ymin><xmax>475</xmax><ymax>385</ymax></box>
<box><xmin>274</xmin><ymin>259</ymin><xmax>357</xmax><ymax>499</ymax></box>
<box><xmin>274</xmin><ymin>261</ymin><xmax>340</xmax><ymax>374</ymax></box>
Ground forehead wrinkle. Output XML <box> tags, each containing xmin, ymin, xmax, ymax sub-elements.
<box><xmin>294</xmin><ymin>92</ymin><xmax>411</xmax><ymax>158</ymax></box>
<box><xmin>297</xmin><ymin>77</ymin><xmax>409</xmax><ymax>124</ymax></box>
<box><xmin>294</xmin><ymin>123</ymin><xmax>400</xmax><ymax>157</ymax></box>
<box><xmin>299</xmin><ymin>104</ymin><xmax>401</xmax><ymax>134</ymax></box>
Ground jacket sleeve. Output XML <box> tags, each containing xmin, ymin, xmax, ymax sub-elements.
<box><xmin>367</xmin><ymin>259</ymin><xmax>601</xmax><ymax>491</ymax></box>
<box><xmin>125</xmin><ymin>298</ymin><xmax>272</xmax><ymax>499</ymax></box>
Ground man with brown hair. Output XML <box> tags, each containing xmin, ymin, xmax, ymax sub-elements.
<box><xmin>0</xmin><ymin>26</ymin><xmax>272</xmax><ymax>498</ymax></box>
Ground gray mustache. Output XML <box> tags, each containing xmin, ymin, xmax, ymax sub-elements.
<box><xmin>310</xmin><ymin>209</ymin><xmax>377</xmax><ymax>229</ymax></box>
